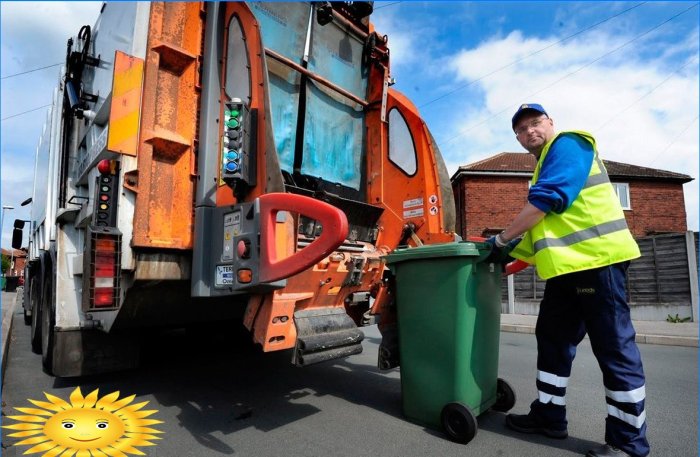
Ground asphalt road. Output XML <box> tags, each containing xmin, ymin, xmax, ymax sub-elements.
<box><xmin>1</xmin><ymin>309</ymin><xmax>697</xmax><ymax>457</ymax></box>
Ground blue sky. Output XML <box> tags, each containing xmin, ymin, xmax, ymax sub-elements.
<box><xmin>1</xmin><ymin>1</ymin><xmax>698</xmax><ymax>249</ymax></box>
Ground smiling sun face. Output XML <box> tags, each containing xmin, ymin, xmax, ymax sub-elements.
<box><xmin>43</xmin><ymin>408</ymin><xmax>126</xmax><ymax>450</ymax></box>
<box><xmin>2</xmin><ymin>387</ymin><xmax>163</xmax><ymax>456</ymax></box>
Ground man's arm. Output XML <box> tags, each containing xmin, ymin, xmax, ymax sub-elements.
<box><xmin>496</xmin><ymin>133</ymin><xmax>593</xmax><ymax>245</ymax></box>
<box><xmin>499</xmin><ymin>203</ymin><xmax>546</xmax><ymax>242</ymax></box>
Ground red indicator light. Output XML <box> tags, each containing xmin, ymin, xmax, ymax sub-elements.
<box><xmin>100</xmin><ymin>195</ymin><xmax>109</xmax><ymax>202</ymax></box>
<box><xmin>97</xmin><ymin>160</ymin><xmax>112</xmax><ymax>174</ymax></box>
<box><xmin>94</xmin><ymin>288</ymin><xmax>114</xmax><ymax>307</ymax></box>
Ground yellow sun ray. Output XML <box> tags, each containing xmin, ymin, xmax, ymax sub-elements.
<box><xmin>127</xmin><ymin>419</ymin><xmax>162</xmax><ymax>426</ymax></box>
<box><xmin>119</xmin><ymin>401</ymin><xmax>150</xmax><ymax>412</ymax></box>
<box><xmin>101</xmin><ymin>447</ymin><xmax>129</xmax><ymax>457</ymax></box>
<box><xmin>2</xmin><ymin>423</ymin><xmax>44</xmax><ymax>430</ymax></box>
<box><xmin>28</xmin><ymin>399</ymin><xmax>66</xmax><ymax>412</ymax></box>
<box><xmin>41</xmin><ymin>445</ymin><xmax>68</xmax><ymax>457</ymax></box>
<box><xmin>69</xmin><ymin>387</ymin><xmax>86</xmax><ymax>408</ymax></box>
<box><xmin>124</xmin><ymin>433</ymin><xmax>162</xmax><ymax>441</ymax></box>
<box><xmin>76</xmin><ymin>449</ymin><xmax>91</xmax><ymax>457</ymax></box>
<box><xmin>59</xmin><ymin>448</ymin><xmax>77</xmax><ymax>457</ymax></box>
<box><xmin>95</xmin><ymin>392</ymin><xmax>121</xmax><ymax>410</ymax></box>
<box><xmin>7</xmin><ymin>430</ymin><xmax>45</xmax><ymax>438</ymax></box>
<box><xmin>125</xmin><ymin>410</ymin><xmax>159</xmax><ymax>420</ymax></box>
<box><xmin>92</xmin><ymin>449</ymin><xmax>110</xmax><ymax>457</ymax></box>
<box><xmin>15</xmin><ymin>435</ymin><xmax>51</xmax><ymax>446</ymax></box>
<box><xmin>15</xmin><ymin>407</ymin><xmax>56</xmax><ymax>416</ymax></box>
<box><xmin>25</xmin><ymin>440</ymin><xmax>60</xmax><ymax>454</ymax></box>
<box><xmin>127</xmin><ymin>427</ymin><xmax>163</xmax><ymax>434</ymax></box>
<box><xmin>43</xmin><ymin>393</ymin><xmax>72</xmax><ymax>410</ymax></box>
<box><xmin>111</xmin><ymin>441</ymin><xmax>146</xmax><ymax>455</ymax></box>
<box><xmin>83</xmin><ymin>389</ymin><xmax>100</xmax><ymax>408</ymax></box>
<box><xmin>104</xmin><ymin>395</ymin><xmax>136</xmax><ymax>412</ymax></box>
<box><xmin>5</xmin><ymin>414</ymin><xmax>48</xmax><ymax>423</ymax></box>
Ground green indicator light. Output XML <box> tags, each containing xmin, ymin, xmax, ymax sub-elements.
<box><xmin>227</xmin><ymin>109</ymin><xmax>240</xmax><ymax>117</ymax></box>
<box><xmin>226</xmin><ymin>118</ymin><xmax>240</xmax><ymax>129</ymax></box>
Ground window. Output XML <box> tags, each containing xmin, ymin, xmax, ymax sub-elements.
<box><xmin>388</xmin><ymin>108</ymin><xmax>417</xmax><ymax>176</ymax></box>
<box><xmin>612</xmin><ymin>183</ymin><xmax>631</xmax><ymax>210</ymax></box>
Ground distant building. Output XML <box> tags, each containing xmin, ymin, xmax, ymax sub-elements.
<box><xmin>451</xmin><ymin>152</ymin><xmax>694</xmax><ymax>239</ymax></box>
<box><xmin>1</xmin><ymin>247</ymin><xmax>27</xmax><ymax>277</ymax></box>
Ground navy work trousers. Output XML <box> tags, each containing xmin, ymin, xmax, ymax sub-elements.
<box><xmin>529</xmin><ymin>262</ymin><xmax>650</xmax><ymax>457</ymax></box>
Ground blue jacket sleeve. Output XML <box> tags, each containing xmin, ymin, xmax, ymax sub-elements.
<box><xmin>528</xmin><ymin>133</ymin><xmax>594</xmax><ymax>214</ymax></box>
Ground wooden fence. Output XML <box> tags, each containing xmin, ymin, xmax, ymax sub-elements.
<box><xmin>502</xmin><ymin>231</ymin><xmax>699</xmax><ymax>321</ymax></box>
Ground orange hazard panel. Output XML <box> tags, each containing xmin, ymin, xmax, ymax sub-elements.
<box><xmin>107</xmin><ymin>51</ymin><xmax>144</xmax><ymax>156</ymax></box>
<box><xmin>130</xmin><ymin>2</ymin><xmax>203</xmax><ymax>249</ymax></box>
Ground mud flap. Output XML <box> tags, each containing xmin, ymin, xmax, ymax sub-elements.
<box><xmin>292</xmin><ymin>307</ymin><xmax>364</xmax><ymax>366</ymax></box>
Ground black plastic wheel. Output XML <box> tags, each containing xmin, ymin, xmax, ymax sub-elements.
<box><xmin>493</xmin><ymin>378</ymin><xmax>516</xmax><ymax>412</ymax></box>
<box><xmin>441</xmin><ymin>402</ymin><xmax>478</xmax><ymax>444</ymax></box>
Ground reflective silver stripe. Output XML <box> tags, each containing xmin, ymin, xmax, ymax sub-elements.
<box><xmin>606</xmin><ymin>385</ymin><xmax>646</xmax><ymax>404</ymax></box>
<box><xmin>533</xmin><ymin>218</ymin><xmax>629</xmax><ymax>253</ymax></box>
<box><xmin>607</xmin><ymin>405</ymin><xmax>646</xmax><ymax>428</ymax></box>
<box><xmin>538</xmin><ymin>391</ymin><xmax>566</xmax><ymax>406</ymax></box>
<box><xmin>595</xmin><ymin>155</ymin><xmax>608</xmax><ymax>179</ymax></box>
<box><xmin>537</xmin><ymin>370</ymin><xmax>569</xmax><ymax>388</ymax></box>
<box><xmin>583</xmin><ymin>172</ymin><xmax>609</xmax><ymax>189</ymax></box>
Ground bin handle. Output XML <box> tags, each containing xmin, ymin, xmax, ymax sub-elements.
<box><xmin>466</xmin><ymin>237</ymin><xmax>529</xmax><ymax>276</ymax></box>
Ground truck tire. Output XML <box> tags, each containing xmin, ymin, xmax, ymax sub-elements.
<box><xmin>41</xmin><ymin>277</ymin><xmax>55</xmax><ymax>374</ymax></box>
<box><xmin>29</xmin><ymin>278</ymin><xmax>42</xmax><ymax>354</ymax></box>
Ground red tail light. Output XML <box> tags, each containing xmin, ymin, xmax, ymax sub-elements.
<box><xmin>83</xmin><ymin>227</ymin><xmax>122</xmax><ymax>310</ymax></box>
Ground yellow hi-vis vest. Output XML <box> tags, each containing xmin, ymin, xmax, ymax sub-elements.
<box><xmin>510</xmin><ymin>130</ymin><xmax>640</xmax><ymax>280</ymax></box>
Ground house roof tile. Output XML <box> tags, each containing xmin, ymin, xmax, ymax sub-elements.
<box><xmin>453</xmin><ymin>152</ymin><xmax>693</xmax><ymax>183</ymax></box>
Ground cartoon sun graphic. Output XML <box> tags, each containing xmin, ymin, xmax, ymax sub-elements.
<box><xmin>2</xmin><ymin>387</ymin><xmax>163</xmax><ymax>457</ymax></box>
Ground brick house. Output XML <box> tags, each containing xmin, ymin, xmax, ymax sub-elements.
<box><xmin>451</xmin><ymin>152</ymin><xmax>694</xmax><ymax>239</ymax></box>
<box><xmin>1</xmin><ymin>247</ymin><xmax>27</xmax><ymax>277</ymax></box>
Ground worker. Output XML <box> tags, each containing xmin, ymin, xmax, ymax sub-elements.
<box><xmin>486</xmin><ymin>104</ymin><xmax>649</xmax><ymax>457</ymax></box>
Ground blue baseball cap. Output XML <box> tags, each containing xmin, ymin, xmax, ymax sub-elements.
<box><xmin>512</xmin><ymin>103</ymin><xmax>548</xmax><ymax>129</ymax></box>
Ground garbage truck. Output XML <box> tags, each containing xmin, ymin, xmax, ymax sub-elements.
<box><xmin>13</xmin><ymin>1</ymin><xmax>457</xmax><ymax>377</ymax></box>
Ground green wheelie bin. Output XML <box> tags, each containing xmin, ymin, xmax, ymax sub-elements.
<box><xmin>384</xmin><ymin>241</ymin><xmax>516</xmax><ymax>444</ymax></box>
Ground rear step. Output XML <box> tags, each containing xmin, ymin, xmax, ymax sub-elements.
<box><xmin>293</xmin><ymin>308</ymin><xmax>364</xmax><ymax>366</ymax></box>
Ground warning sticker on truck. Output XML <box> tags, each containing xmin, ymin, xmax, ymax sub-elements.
<box><xmin>216</xmin><ymin>265</ymin><xmax>234</xmax><ymax>286</ymax></box>
<box><xmin>403</xmin><ymin>197</ymin><xmax>423</xmax><ymax>209</ymax></box>
<box><xmin>403</xmin><ymin>208</ymin><xmax>424</xmax><ymax>219</ymax></box>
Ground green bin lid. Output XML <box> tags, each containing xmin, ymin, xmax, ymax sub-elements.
<box><xmin>383</xmin><ymin>241</ymin><xmax>486</xmax><ymax>264</ymax></box>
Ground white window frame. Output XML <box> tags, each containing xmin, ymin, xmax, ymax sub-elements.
<box><xmin>612</xmin><ymin>182</ymin><xmax>631</xmax><ymax>210</ymax></box>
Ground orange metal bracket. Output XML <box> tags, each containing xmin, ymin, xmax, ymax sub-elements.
<box><xmin>258</xmin><ymin>193</ymin><xmax>348</xmax><ymax>283</ymax></box>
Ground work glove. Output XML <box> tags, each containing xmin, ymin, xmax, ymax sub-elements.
<box><xmin>484</xmin><ymin>234</ymin><xmax>521</xmax><ymax>265</ymax></box>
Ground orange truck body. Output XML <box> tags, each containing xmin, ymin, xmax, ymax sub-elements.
<box><xmin>19</xmin><ymin>2</ymin><xmax>456</xmax><ymax>377</ymax></box>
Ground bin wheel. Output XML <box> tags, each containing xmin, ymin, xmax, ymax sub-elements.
<box><xmin>493</xmin><ymin>378</ymin><xmax>516</xmax><ymax>412</ymax></box>
<box><xmin>441</xmin><ymin>402</ymin><xmax>478</xmax><ymax>444</ymax></box>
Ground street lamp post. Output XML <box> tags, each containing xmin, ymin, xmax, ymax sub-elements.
<box><xmin>1</xmin><ymin>205</ymin><xmax>15</xmax><ymax>276</ymax></box>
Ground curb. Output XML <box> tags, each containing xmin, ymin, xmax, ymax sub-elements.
<box><xmin>2</xmin><ymin>291</ymin><xmax>18</xmax><ymax>384</ymax></box>
<box><xmin>500</xmin><ymin>323</ymin><xmax>699</xmax><ymax>348</ymax></box>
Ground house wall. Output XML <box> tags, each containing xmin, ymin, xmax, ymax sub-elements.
<box><xmin>625</xmin><ymin>180</ymin><xmax>688</xmax><ymax>237</ymax></box>
<box><xmin>457</xmin><ymin>176</ymin><xmax>529</xmax><ymax>239</ymax></box>
<box><xmin>453</xmin><ymin>175</ymin><xmax>688</xmax><ymax>239</ymax></box>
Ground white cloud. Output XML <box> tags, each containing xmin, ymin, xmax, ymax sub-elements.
<box><xmin>428</xmin><ymin>28</ymin><xmax>699</xmax><ymax>230</ymax></box>
<box><xmin>1</xmin><ymin>2</ymin><xmax>103</xmax><ymax>248</ymax></box>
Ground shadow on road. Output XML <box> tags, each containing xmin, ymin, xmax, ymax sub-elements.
<box><xmin>50</xmin><ymin>322</ymin><xmax>403</xmax><ymax>455</ymax></box>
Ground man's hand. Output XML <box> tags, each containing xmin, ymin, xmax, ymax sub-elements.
<box><xmin>485</xmin><ymin>234</ymin><xmax>521</xmax><ymax>265</ymax></box>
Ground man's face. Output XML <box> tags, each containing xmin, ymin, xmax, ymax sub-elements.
<box><xmin>514</xmin><ymin>111</ymin><xmax>555</xmax><ymax>155</ymax></box>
